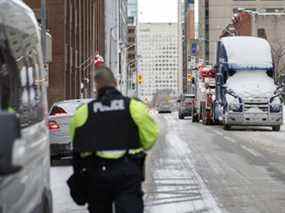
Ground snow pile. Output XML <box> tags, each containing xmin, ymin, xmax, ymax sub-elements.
<box><xmin>221</xmin><ymin>36</ymin><xmax>273</xmax><ymax>69</ymax></box>
<box><xmin>226</xmin><ymin>71</ymin><xmax>277</xmax><ymax>99</ymax></box>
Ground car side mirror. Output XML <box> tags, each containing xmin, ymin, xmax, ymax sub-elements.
<box><xmin>0</xmin><ymin>112</ymin><xmax>22</xmax><ymax>175</ymax></box>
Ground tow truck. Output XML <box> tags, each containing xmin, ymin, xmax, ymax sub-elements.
<box><xmin>192</xmin><ymin>65</ymin><xmax>216</xmax><ymax>125</ymax></box>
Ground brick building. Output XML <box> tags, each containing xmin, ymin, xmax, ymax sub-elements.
<box><xmin>23</xmin><ymin>0</ymin><xmax>41</xmax><ymax>17</ymax></box>
<box><xmin>24</xmin><ymin>0</ymin><xmax>105</xmax><ymax>106</ymax></box>
<box><xmin>48</xmin><ymin>0</ymin><xmax>105</xmax><ymax>105</ymax></box>
<box><xmin>179</xmin><ymin>0</ymin><xmax>195</xmax><ymax>93</ymax></box>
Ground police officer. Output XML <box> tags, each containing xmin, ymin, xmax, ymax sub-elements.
<box><xmin>68</xmin><ymin>66</ymin><xmax>159</xmax><ymax>213</ymax></box>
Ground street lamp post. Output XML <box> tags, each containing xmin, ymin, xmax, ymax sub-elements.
<box><xmin>109</xmin><ymin>26</ymin><xmax>117</xmax><ymax>70</ymax></box>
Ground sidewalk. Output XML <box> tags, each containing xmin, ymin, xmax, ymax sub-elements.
<box><xmin>144</xmin><ymin>114</ymin><xmax>222</xmax><ymax>213</ymax></box>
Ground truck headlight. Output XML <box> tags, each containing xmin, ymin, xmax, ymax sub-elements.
<box><xmin>12</xmin><ymin>138</ymin><xmax>25</xmax><ymax>167</ymax></box>
<box><xmin>226</xmin><ymin>95</ymin><xmax>242</xmax><ymax>112</ymax></box>
<box><xmin>270</xmin><ymin>97</ymin><xmax>282</xmax><ymax>113</ymax></box>
<box><xmin>229</xmin><ymin>101</ymin><xmax>241</xmax><ymax>112</ymax></box>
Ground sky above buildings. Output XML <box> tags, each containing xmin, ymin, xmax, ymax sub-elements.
<box><xmin>138</xmin><ymin>0</ymin><xmax>178</xmax><ymax>23</ymax></box>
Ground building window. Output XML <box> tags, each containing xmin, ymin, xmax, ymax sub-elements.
<box><xmin>257</xmin><ymin>28</ymin><xmax>267</xmax><ymax>39</ymax></box>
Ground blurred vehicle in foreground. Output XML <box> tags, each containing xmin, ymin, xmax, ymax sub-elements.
<box><xmin>0</xmin><ymin>1</ymin><xmax>52</xmax><ymax>212</ymax></box>
<box><xmin>178</xmin><ymin>94</ymin><xmax>195</xmax><ymax>119</ymax></box>
<box><xmin>48</xmin><ymin>99</ymin><xmax>92</xmax><ymax>161</ymax></box>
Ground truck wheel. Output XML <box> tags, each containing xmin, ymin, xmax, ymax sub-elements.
<box><xmin>272</xmin><ymin>125</ymin><xmax>280</xmax><ymax>132</ymax></box>
<box><xmin>178</xmin><ymin>113</ymin><xmax>184</xmax><ymax>119</ymax></box>
<box><xmin>205</xmin><ymin>119</ymin><xmax>211</xmax><ymax>125</ymax></box>
<box><xmin>192</xmin><ymin>114</ymin><xmax>198</xmax><ymax>123</ymax></box>
<box><xmin>224</xmin><ymin>124</ymin><xmax>231</xmax><ymax>130</ymax></box>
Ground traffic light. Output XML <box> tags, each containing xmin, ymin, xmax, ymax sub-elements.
<box><xmin>187</xmin><ymin>73</ymin><xmax>193</xmax><ymax>81</ymax></box>
<box><xmin>137</xmin><ymin>74</ymin><xmax>143</xmax><ymax>84</ymax></box>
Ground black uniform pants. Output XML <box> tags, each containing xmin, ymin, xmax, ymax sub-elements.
<box><xmin>86</xmin><ymin>156</ymin><xmax>144</xmax><ymax>213</ymax></box>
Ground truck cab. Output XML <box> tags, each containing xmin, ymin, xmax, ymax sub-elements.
<box><xmin>0</xmin><ymin>1</ymin><xmax>52</xmax><ymax>212</ymax></box>
<box><xmin>214</xmin><ymin>36</ymin><xmax>283</xmax><ymax>131</ymax></box>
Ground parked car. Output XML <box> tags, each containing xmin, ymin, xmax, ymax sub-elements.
<box><xmin>178</xmin><ymin>94</ymin><xmax>195</xmax><ymax>119</ymax></box>
<box><xmin>157</xmin><ymin>101</ymin><xmax>172</xmax><ymax>113</ymax></box>
<box><xmin>48</xmin><ymin>99</ymin><xmax>92</xmax><ymax>161</ymax></box>
<box><xmin>0</xmin><ymin>1</ymin><xmax>52</xmax><ymax>212</ymax></box>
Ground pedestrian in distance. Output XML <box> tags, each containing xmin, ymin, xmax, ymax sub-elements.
<box><xmin>67</xmin><ymin>65</ymin><xmax>159</xmax><ymax>213</ymax></box>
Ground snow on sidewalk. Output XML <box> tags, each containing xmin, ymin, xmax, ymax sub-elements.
<box><xmin>144</xmin><ymin>125</ymin><xmax>223</xmax><ymax>213</ymax></box>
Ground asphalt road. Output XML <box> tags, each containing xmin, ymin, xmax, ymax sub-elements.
<box><xmin>51</xmin><ymin>112</ymin><xmax>285</xmax><ymax>213</ymax></box>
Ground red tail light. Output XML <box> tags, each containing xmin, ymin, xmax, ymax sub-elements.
<box><xmin>184</xmin><ymin>102</ymin><xmax>192</xmax><ymax>106</ymax></box>
<box><xmin>48</xmin><ymin>120</ymin><xmax>60</xmax><ymax>130</ymax></box>
<box><xmin>53</xmin><ymin>112</ymin><xmax>68</xmax><ymax>117</ymax></box>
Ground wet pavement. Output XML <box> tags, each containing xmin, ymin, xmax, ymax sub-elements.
<box><xmin>51</xmin><ymin>112</ymin><xmax>285</xmax><ymax>213</ymax></box>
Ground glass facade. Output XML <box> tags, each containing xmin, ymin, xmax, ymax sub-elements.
<box><xmin>128</xmin><ymin>0</ymin><xmax>138</xmax><ymax>25</ymax></box>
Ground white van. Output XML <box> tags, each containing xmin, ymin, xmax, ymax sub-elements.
<box><xmin>0</xmin><ymin>1</ymin><xmax>52</xmax><ymax>212</ymax></box>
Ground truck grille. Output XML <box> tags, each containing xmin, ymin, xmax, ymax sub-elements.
<box><xmin>243</xmin><ymin>102</ymin><xmax>269</xmax><ymax>112</ymax></box>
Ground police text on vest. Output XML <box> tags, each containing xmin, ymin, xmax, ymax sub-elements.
<box><xmin>93</xmin><ymin>100</ymin><xmax>125</xmax><ymax>112</ymax></box>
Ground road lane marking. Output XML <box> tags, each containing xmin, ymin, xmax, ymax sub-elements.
<box><xmin>241</xmin><ymin>145</ymin><xmax>262</xmax><ymax>157</ymax></box>
<box><xmin>212</xmin><ymin>130</ymin><xmax>223</xmax><ymax>136</ymax></box>
<box><xmin>224</xmin><ymin>136</ymin><xmax>236</xmax><ymax>144</ymax></box>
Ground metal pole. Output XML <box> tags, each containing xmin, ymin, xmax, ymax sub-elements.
<box><xmin>40</xmin><ymin>0</ymin><xmax>47</xmax><ymax>64</ymax></box>
<box><xmin>136</xmin><ymin>61</ymin><xmax>139</xmax><ymax>97</ymax></box>
<box><xmin>109</xmin><ymin>28</ymin><xmax>112</xmax><ymax>68</ymax></box>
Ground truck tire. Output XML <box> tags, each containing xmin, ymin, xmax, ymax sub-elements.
<box><xmin>205</xmin><ymin>119</ymin><xmax>211</xmax><ymax>125</ymax></box>
<box><xmin>272</xmin><ymin>125</ymin><xmax>280</xmax><ymax>132</ymax></box>
<box><xmin>192</xmin><ymin>114</ymin><xmax>198</xmax><ymax>123</ymax></box>
<box><xmin>178</xmin><ymin>113</ymin><xmax>184</xmax><ymax>119</ymax></box>
<box><xmin>224</xmin><ymin>124</ymin><xmax>231</xmax><ymax>130</ymax></box>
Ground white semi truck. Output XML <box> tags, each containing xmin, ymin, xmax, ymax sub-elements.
<box><xmin>214</xmin><ymin>36</ymin><xmax>283</xmax><ymax>131</ymax></box>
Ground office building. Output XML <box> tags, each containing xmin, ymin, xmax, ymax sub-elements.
<box><xmin>137</xmin><ymin>23</ymin><xmax>178</xmax><ymax>101</ymax></box>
